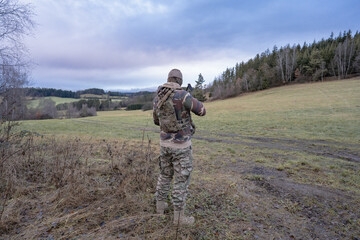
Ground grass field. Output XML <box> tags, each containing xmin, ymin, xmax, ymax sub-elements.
<box><xmin>27</xmin><ymin>95</ymin><xmax>126</xmax><ymax>109</ymax></box>
<box><xmin>23</xmin><ymin>78</ymin><xmax>360</xmax><ymax>143</ymax></box>
<box><xmin>27</xmin><ymin>96</ymin><xmax>79</xmax><ymax>108</ymax></box>
<box><xmin>79</xmin><ymin>93</ymin><xmax>127</xmax><ymax>100</ymax></box>
<box><xmin>15</xmin><ymin>78</ymin><xmax>360</xmax><ymax>239</ymax></box>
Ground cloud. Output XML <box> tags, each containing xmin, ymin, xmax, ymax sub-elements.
<box><xmin>24</xmin><ymin>0</ymin><xmax>360</xmax><ymax>90</ymax></box>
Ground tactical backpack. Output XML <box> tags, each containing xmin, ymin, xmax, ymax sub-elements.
<box><xmin>156</xmin><ymin>87</ymin><xmax>181</xmax><ymax>133</ymax></box>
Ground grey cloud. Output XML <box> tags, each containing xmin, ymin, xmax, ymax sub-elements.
<box><xmin>26</xmin><ymin>0</ymin><xmax>360</xmax><ymax>90</ymax></box>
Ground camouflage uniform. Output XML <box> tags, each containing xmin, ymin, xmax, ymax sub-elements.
<box><xmin>156</xmin><ymin>146</ymin><xmax>193</xmax><ymax>211</ymax></box>
<box><xmin>153</xmin><ymin>81</ymin><xmax>206</xmax><ymax>211</ymax></box>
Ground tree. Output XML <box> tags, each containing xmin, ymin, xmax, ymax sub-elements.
<box><xmin>0</xmin><ymin>0</ymin><xmax>34</xmax><ymax>65</ymax></box>
<box><xmin>309</xmin><ymin>49</ymin><xmax>327</xmax><ymax>81</ymax></box>
<box><xmin>37</xmin><ymin>98</ymin><xmax>57</xmax><ymax>119</ymax></box>
<box><xmin>0</xmin><ymin>0</ymin><xmax>34</xmax><ymax>208</ymax></box>
<box><xmin>277</xmin><ymin>45</ymin><xmax>297</xmax><ymax>83</ymax></box>
<box><xmin>0</xmin><ymin>0</ymin><xmax>34</xmax><ymax>121</ymax></box>
<box><xmin>195</xmin><ymin>73</ymin><xmax>205</xmax><ymax>88</ymax></box>
<box><xmin>193</xmin><ymin>73</ymin><xmax>206</xmax><ymax>102</ymax></box>
<box><xmin>354</xmin><ymin>52</ymin><xmax>360</xmax><ymax>73</ymax></box>
<box><xmin>332</xmin><ymin>37</ymin><xmax>355</xmax><ymax>79</ymax></box>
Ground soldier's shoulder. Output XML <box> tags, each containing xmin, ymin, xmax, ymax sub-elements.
<box><xmin>174</xmin><ymin>89</ymin><xmax>190</xmax><ymax>98</ymax></box>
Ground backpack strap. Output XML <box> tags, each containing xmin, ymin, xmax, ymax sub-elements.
<box><xmin>160</xmin><ymin>82</ymin><xmax>182</xmax><ymax>90</ymax></box>
<box><xmin>157</xmin><ymin>88</ymin><xmax>173</xmax><ymax>109</ymax></box>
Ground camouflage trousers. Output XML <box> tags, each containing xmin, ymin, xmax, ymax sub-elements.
<box><xmin>155</xmin><ymin>145</ymin><xmax>193</xmax><ymax>211</ymax></box>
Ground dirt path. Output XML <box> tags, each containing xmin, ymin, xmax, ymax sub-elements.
<box><xmin>73</xmin><ymin>118</ymin><xmax>360</xmax><ymax>163</ymax></box>
<box><xmin>194</xmin><ymin>130</ymin><xmax>360</xmax><ymax>163</ymax></box>
<box><xmin>223</xmin><ymin>159</ymin><xmax>360</xmax><ymax>239</ymax></box>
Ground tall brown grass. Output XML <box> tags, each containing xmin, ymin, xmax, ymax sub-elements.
<box><xmin>0</xmin><ymin>132</ymin><xmax>179</xmax><ymax>239</ymax></box>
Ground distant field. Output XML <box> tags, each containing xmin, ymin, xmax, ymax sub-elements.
<box><xmin>27</xmin><ymin>95</ymin><xmax>127</xmax><ymax>109</ymax></box>
<box><xmin>27</xmin><ymin>96</ymin><xmax>79</xmax><ymax>108</ymax></box>
<box><xmin>79</xmin><ymin>93</ymin><xmax>127</xmax><ymax>100</ymax></box>
<box><xmin>18</xmin><ymin>78</ymin><xmax>360</xmax><ymax>238</ymax></box>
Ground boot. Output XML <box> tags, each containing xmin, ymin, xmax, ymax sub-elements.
<box><xmin>173</xmin><ymin>209</ymin><xmax>195</xmax><ymax>225</ymax></box>
<box><xmin>156</xmin><ymin>201</ymin><xmax>168</xmax><ymax>214</ymax></box>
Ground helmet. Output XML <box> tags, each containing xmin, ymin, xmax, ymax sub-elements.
<box><xmin>167</xmin><ymin>69</ymin><xmax>183</xmax><ymax>86</ymax></box>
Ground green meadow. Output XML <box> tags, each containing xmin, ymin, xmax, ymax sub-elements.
<box><xmin>22</xmin><ymin>78</ymin><xmax>360</xmax><ymax>143</ymax></box>
<box><xmin>27</xmin><ymin>96</ymin><xmax>79</xmax><ymax>108</ymax></box>
<box><xmin>17</xmin><ymin>78</ymin><xmax>360</xmax><ymax>239</ymax></box>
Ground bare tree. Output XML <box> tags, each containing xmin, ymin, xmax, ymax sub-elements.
<box><xmin>277</xmin><ymin>45</ymin><xmax>297</xmax><ymax>83</ymax></box>
<box><xmin>0</xmin><ymin>1</ymin><xmax>34</xmax><ymax>213</ymax></box>
<box><xmin>0</xmin><ymin>0</ymin><xmax>34</xmax><ymax>122</ymax></box>
<box><xmin>320</xmin><ymin>61</ymin><xmax>326</xmax><ymax>81</ymax></box>
<box><xmin>38</xmin><ymin>98</ymin><xmax>58</xmax><ymax>119</ymax></box>
<box><xmin>66</xmin><ymin>104</ymin><xmax>80</xmax><ymax>118</ymax></box>
<box><xmin>0</xmin><ymin>0</ymin><xmax>34</xmax><ymax>62</ymax></box>
<box><xmin>354</xmin><ymin>51</ymin><xmax>360</xmax><ymax>73</ymax></box>
<box><xmin>332</xmin><ymin>37</ymin><xmax>355</xmax><ymax>79</ymax></box>
<box><xmin>242</xmin><ymin>71</ymin><xmax>249</xmax><ymax>91</ymax></box>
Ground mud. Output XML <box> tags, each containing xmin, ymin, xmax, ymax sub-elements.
<box><xmin>225</xmin><ymin>160</ymin><xmax>360</xmax><ymax>239</ymax></box>
<box><xmin>74</xmin><ymin>119</ymin><xmax>360</xmax><ymax>163</ymax></box>
<box><xmin>194</xmin><ymin>133</ymin><xmax>360</xmax><ymax>163</ymax></box>
<box><xmin>124</xmin><ymin>122</ymin><xmax>360</xmax><ymax>163</ymax></box>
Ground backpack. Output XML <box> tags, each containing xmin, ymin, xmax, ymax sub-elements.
<box><xmin>156</xmin><ymin>87</ymin><xmax>181</xmax><ymax>133</ymax></box>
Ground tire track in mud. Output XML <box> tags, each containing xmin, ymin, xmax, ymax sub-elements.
<box><xmin>227</xmin><ymin>159</ymin><xmax>359</xmax><ymax>239</ymax></box>
<box><xmin>194</xmin><ymin>134</ymin><xmax>360</xmax><ymax>163</ymax></box>
<box><xmin>73</xmin><ymin>118</ymin><xmax>360</xmax><ymax>163</ymax></box>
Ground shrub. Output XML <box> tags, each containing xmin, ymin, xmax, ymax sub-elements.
<box><xmin>141</xmin><ymin>102</ymin><xmax>153</xmax><ymax>111</ymax></box>
<box><xmin>126</xmin><ymin>103</ymin><xmax>144</xmax><ymax>110</ymax></box>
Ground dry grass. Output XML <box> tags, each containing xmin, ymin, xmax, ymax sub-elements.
<box><xmin>0</xmin><ymin>134</ymin><xmax>164</xmax><ymax>239</ymax></box>
<box><xmin>0</xmin><ymin>133</ymin><xmax>250</xmax><ymax>239</ymax></box>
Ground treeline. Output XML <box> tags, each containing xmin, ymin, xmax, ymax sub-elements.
<box><xmin>207</xmin><ymin>30</ymin><xmax>360</xmax><ymax>99</ymax></box>
<box><xmin>25</xmin><ymin>87</ymin><xmax>136</xmax><ymax>98</ymax></box>
<box><xmin>57</xmin><ymin>99</ymin><xmax>122</xmax><ymax>112</ymax></box>
<box><xmin>26</xmin><ymin>91</ymin><xmax>155</xmax><ymax>120</ymax></box>
<box><xmin>26</xmin><ymin>87</ymin><xmax>78</xmax><ymax>98</ymax></box>
<box><xmin>58</xmin><ymin>92</ymin><xmax>156</xmax><ymax>111</ymax></box>
<box><xmin>123</xmin><ymin>92</ymin><xmax>155</xmax><ymax>111</ymax></box>
<box><xmin>15</xmin><ymin>99</ymin><xmax>96</xmax><ymax>120</ymax></box>
<box><xmin>1</xmin><ymin>90</ymin><xmax>155</xmax><ymax>121</ymax></box>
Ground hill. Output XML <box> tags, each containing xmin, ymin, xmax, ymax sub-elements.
<box><xmin>27</xmin><ymin>96</ymin><xmax>79</xmax><ymax>109</ymax></box>
<box><xmin>207</xmin><ymin>30</ymin><xmax>360</xmax><ymax>100</ymax></box>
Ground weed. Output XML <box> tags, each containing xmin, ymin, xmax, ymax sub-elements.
<box><xmin>226</xmin><ymin>147</ymin><xmax>236</xmax><ymax>154</ymax></box>
<box><xmin>247</xmin><ymin>174</ymin><xmax>263</xmax><ymax>181</ymax></box>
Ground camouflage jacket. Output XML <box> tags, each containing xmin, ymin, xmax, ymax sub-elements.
<box><xmin>153</xmin><ymin>82</ymin><xmax>206</xmax><ymax>148</ymax></box>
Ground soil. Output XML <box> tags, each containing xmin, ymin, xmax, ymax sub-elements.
<box><xmin>222</xmin><ymin>144</ymin><xmax>360</xmax><ymax>239</ymax></box>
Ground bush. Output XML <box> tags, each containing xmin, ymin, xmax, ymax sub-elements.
<box><xmin>80</xmin><ymin>104</ymin><xmax>97</xmax><ymax>117</ymax></box>
<box><xmin>126</xmin><ymin>103</ymin><xmax>144</xmax><ymax>110</ymax></box>
<box><xmin>141</xmin><ymin>102</ymin><xmax>153</xmax><ymax>111</ymax></box>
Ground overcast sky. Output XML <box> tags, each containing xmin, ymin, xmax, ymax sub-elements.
<box><xmin>24</xmin><ymin>0</ymin><xmax>360</xmax><ymax>91</ymax></box>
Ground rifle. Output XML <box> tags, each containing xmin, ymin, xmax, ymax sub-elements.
<box><xmin>186</xmin><ymin>83</ymin><xmax>193</xmax><ymax>92</ymax></box>
<box><xmin>185</xmin><ymin>83</ymin><xmax>196</xmax><ymax>134</ymax></box>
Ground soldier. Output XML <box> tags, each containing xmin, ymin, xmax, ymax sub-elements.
<box><xmin>153</xmin><ymin>69</ymin><xmax>206</xmax><ymax>225</ymax></box>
